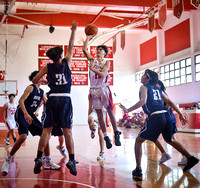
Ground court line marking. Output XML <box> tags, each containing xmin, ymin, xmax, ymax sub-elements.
<box><xmin>0</xmin><ymin>177</ymin><xmax>95</xmax><ymax>188</ymax></box>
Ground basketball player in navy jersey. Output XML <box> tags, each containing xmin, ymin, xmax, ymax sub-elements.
<box><xmin>119</xmin><ymin>69</ymin><xmax>199</xmax><ymax>176</ymax></box>
<box><xmin>1</xmin><ymin>71</ymin><xmax>59</xmax><ymax>174</ymax></box>
<box><xmin>33</xmin><ymin>21</ymin><xmax>77</xmax><ymax>176</ymax></box>
<box><xmin>83</xmin><ymin>36</ymin><xmax>121</xmax><ymax>149</ymax></box>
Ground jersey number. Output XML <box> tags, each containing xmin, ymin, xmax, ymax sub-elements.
<box><xmin>55</xmin><ymin>73</ymin><xmax>67</xmax><ymax>85</ymax></box>
<box><xmin>153</xmin><ymin>89</ymin><xmax>162</xmax><ymax>100</ymax></box>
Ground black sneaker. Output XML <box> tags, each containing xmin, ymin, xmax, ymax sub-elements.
<box><xmin>34</xmin><ymin>158</ymin><xmax>43</xmax><ymax>174</ymax></box>
<box><xmin>66</xmin><ymin>160</ymin><xmax>77</xmax><ymax>176</ymax></box>
<box><xmin>183</xmin><ymin>156</ymin><xmax>199</xmax><ymax>171</ymax></box>
<box><xmin>114</xmin><ymin>131</ymin><xmax>121</xmax><ymax>146</ymax></box>
<box><xmin>132</xmin><ymin>167</ymin><xmax>143</xmax><ymax>177</ymax></box>
<box><xmin>104</xmin><ymin>136</ymin><xmax>112</xmax><ymax>149</ymax></box>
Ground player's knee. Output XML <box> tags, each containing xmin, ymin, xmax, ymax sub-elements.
<box><xmin>135</xmin><ymin>136</ymin><xmax>145</xmax><ymax>144</ymax></box>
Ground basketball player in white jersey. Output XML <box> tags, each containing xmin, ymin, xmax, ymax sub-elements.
<box><xmin>83</xmin><ymin>36</ymin><xmax>121</xmax><ymax>149</ymax></box>
<box><xmin>2</xmin><ymin>94</ymin><xmax>17</xmax><ymax>145</ymax></box>
<box><xmin>88</xmin><ymin>94</ymin><xmax>106</xmax><ymax>161</ymax></box>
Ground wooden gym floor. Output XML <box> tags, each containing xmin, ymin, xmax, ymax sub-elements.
<box><xmin>0</xmin><ymin>126</ymin><xmax>199</xmax><ymax>188</ymax></box>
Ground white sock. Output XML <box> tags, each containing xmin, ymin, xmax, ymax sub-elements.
<box><xmin>103</xmin><ymin>132</ymin><xmax>107</xmax><ymax>137</ymax></box>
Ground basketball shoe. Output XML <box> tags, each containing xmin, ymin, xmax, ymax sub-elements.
<box><xmin>159</xmin><ymin>153</ymin><xmax>171</xmax><ymax>164</ymax></box>
<box><xmin>1</xmin><ymin>159</ymin><xmax>11</xmax><ymax>174</ymax></box>
<box><xmin>34</xmin><ymin>158</ymin><xmax>43</xmax><ymax>174</ymax></box>
<box><xmin>4</xmin><ymin>138</ymin><xmax>10</xmax><ymax>145</ymax></box>
<box><xmin>44</xmin><ymin>159</ymin><xmax>61</xmax><ymax>170</ymax></box>
<box><xmin>114</xmin><ymin>131</ymin><xmax>121</xmax><ymax>146</ymax></box>
<box><xmin>132</xmin><ymin>167</ymin><xmax>143</xmax><ymax>177</ymax></box>
<box><xmin>183</xmin><ymin>156</ymin><xmax>199</xmax><ymax>171</ymax></box>
<box><xmin>178</xmin><ymin>156</ymin><xmax>187</xmax><ymax>165</ymax></box>
<box><xmin>66</xmin><ymin>159</ymin><xmax>77</xmax><ymax>176</ymax></box>
<box><xmin>97</xmin><ymin>152</ymin><xmax>105</xmax><ymax>161</ymax></box>
<box><xmin>104</xmin><ymin>136</ymin><xmax>112</xmax><ymax>149</ymax></box>
<box><xmin>56</xmin><ymin>146</ymin><xmax>67</xmax><ymax>157</ymax></box>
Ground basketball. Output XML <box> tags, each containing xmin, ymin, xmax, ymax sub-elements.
<box><xmin>85</xmin><ymin>23</ymin><xmax>98</xmax><ymax>36</ymax></box>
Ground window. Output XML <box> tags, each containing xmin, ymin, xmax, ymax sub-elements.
<box><xmin>135</xmin><ymin>72</ymin><xmax>144</xmax><ymax>87</ymax></box>
<box><xmin>160</xmin><ymin>57</ymin><xmax>192</xmax><ymax>87</ymax></box>
<box><xmin>195</xmin><ymin>54</ymin><xmax>200</xmax><ymax>81</ymax></box>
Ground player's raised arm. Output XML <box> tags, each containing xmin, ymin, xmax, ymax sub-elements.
<box><xmin>65</xmin><ymin>21</ymin><xmax>77</xmax><ymax>66</ymax></box>
<box><xmin>32</xmin><ymin>65</ymin><xmax>48</xmax><ymax>84</ymax></box>
<box><xmin>82</xmin><ymin>36</ymin><xmax>94</xmax><ymax>61</ymax></box>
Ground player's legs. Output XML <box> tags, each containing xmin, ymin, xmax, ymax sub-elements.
<box><xmin>107</xmin><ymin>109</ymin><xmax>121</xmax><ymax>146</ymax></box>
<box><xmin>34</xmin><ymin>127</ymin><xmax>52</xmax><ymax>174</ymax></box>
<box><xmin>1</xmin><ymin>133</ymin><xmax>27</xmax><ymax>174</ymax></box>
<box><xmin>165</xmin><ymin>139</ymin><xmax>199</xmax><ymax>171</ymax></box>
<box><xmin>63</xmin><ymin>127</ymin><xmax>77</xmax><ymax>176</ymax></box>
<box><xmin>132</xmin><ymin>136</ymin><xmax>145</xmax><ymax>176</ymax></box>
<box><xmin>58</xmin><ymin>136</ymin><xmax>64</xmax><ymax>148</ymax></box>
<box><xmin>155</xmin><ymin>139</ymin><xmax>171</xmax><ymax>164</ymax></box>
<box><xmin>97</xmin><ymin>127</ymin><xmax>106</xmax><ymax>161</ymax></box>
<box><xmin>88</xmin><ymin>115</ymin><xmax>98</xmax><ymax>139</ymax></box>
<box><xmin>96</xmin><ymin>109</ymin><xmax>112</xmax><ymax>149</ymax></box>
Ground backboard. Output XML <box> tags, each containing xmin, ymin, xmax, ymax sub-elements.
<box><xmin>0</xmin><ymin>80</ymin><xmax>18</xmax><ymax>96</ymax></box>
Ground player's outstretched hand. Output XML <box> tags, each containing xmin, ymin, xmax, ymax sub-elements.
<box><xmin>71</xmin><ymin>20</ymin><xmax>77</xmax><ymax>31</ymax></box>
<box><xmin>179</xmin><ymin>114</ymin><xmax>189</xmax><ymax>125</ymax></box>
<box><xmin>119</xmin><ymin>103</ymin><xmax>128</xmax><ymax>113</ymax></box>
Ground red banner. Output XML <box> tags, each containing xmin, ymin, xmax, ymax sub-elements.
<box><xmin>90</xmin><ymin>46</ymin><xmax>113</xmax><ymax>58</ymax></box>
<box><xmin>71</xmin><ymin>60</ymin><xmax>88</xmax><ymax>71</ymax></box>
<box><xmin>72</xmin><ymin>74</ymin><xmax>88</xmax><ymax>85</ymax></box>
<box><xmin>108</xmin><ymin>74</ymin><xmax>113</xmax><ymax>86</ymax></box>
<box><xmin>191</xmin><ymin>0</ymin><xmax>200</xmax><ymax>8</ymax></box>
<box><xmin>158</xmin><ymin>0</ymin><xmax>167</xmax><ymax>28</ymax></box>
<box><xmin>121</xmin><ymin>30</ymin><xmax>125</xmax><ymax>50</ymax></box>
<box><xmin>38</xmin><ymin>45</ymin><xmax>63</xmax><ymax>57</ymax></box>
<box><xmin>38</xmin><ymin>59</ymin><xmax>53</xmax><ymax>70</ymax></box>
<box><xmin>65</xmin><ymin>46</ymin><xmax>86</xmax><ymax>58</ymax></box>
<box><xmin>109</xmin><ymin>60</ymin><xmax>114</xmax><ymax>72</ymax></box>
<box><xmin>172</xmin><ymin>0</ymin><xmax>184</xmax><ymax>19</ymax></box>
<box><xmin>0</xmin><ymin>71</ymin><xmax>5</xmax><ymax>80</ymax></box>
<box><xmin>148</xmin><ymin>7</ymin><xmax>155</xmax><ymax>32</ymax></box>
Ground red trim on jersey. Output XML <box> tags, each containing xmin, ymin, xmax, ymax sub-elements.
<box><xmin>106</xmin><ymin>86</ymin><xmax>114</xmax><ymax>110</ymax></box>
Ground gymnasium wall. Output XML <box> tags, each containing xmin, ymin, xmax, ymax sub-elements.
<box><xmin>137</xmin><ymin>9</ymin><xmax>200</xmax><ymax>104</ymax></box>
<box><xmin>0</xmin><ymin>25</ymin><xmax>139</xmax><ymax>126</ymax></box>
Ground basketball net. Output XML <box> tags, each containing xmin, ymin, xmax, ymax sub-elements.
<box><xmin>3</xmin><ymin>90</ymin><xmax>8</xmax><ymax>99</ymax></box>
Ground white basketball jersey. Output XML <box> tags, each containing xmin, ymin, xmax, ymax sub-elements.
<box><xmin>89</xmin><ymin>58</ymin><xmax>109</xmax><ymax>87</ymax></box>
<box><xmin>7</xmin><ymin>102</ymin><xmax>17</xmax><ymax>120</ymax></box>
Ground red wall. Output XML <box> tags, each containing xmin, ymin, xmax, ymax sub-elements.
<box><xmin>165</xmin><ymin>19</ymin><xmax>190</xmax><ymax>56</ymax></box>
<box><xmin>140</xmin><ymin>36</ymin><xmax>157</xmax><ymax>65</ymax></box>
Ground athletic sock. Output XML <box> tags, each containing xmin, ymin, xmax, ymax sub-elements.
<box><xmin>69</xmin><ymin>154</ymin><xmax>75</xmax><ymax>161</ymax></box>
<box><xmin>103</xmin><ymin>132</ymin><xmax>108</xmax><ymax>137</ymax></box>
<box><xmin>13</xmin><ymin>137</ymin><xmax>17</xmax><ymax>142</ymax></box>
<box><xmin>46</xmin><ymin>155</ymin><xmax>51</xmax><ymax>161</ymax></box>
<box><xmin>37</xmin><ymin>151</ymin><xmax>43</xmax><ymax>159</ymax></box>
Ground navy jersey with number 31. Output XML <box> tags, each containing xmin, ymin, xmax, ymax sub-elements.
<box><xmin>47</xmin><ymin>58</ymin><xmax>72</xmax><ymax>94</ymax></box>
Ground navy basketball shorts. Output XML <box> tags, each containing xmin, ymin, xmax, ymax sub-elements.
<box><xmin>139</xmin><ymin>112</ymin><xmax>173</xmax><ymax>142</ymax></box>
<box><xmin>15</xmin><ymin>109</ymin><xmax>43</xmax><ymax>136</ymax></box>
<box><xmin>43</xmin><ymin>96</ymin><xmax>73</xmax><ymax>129</ymax></box>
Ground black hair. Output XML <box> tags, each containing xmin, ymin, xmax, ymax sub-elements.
<box><xmin>97</xmin><ymin>45</ymin><xmax>108</xmax><ymax>57</ymax></box>
<box><xmin>145</xmin><ymin>69</ymin><xmax>158</xmax><ymax>85</ymax></box>
<box><xmin>29</xmin><ymin>70</ymin><xmax>39</xmax><ymax>81</ymax></box>
<box><xmin>157</xmin><ymin>80</ymin><xmax>166</xmax><ymax>92</ymax></box>
<box><xmin>8</xmin><ymin>93</ymin><xmax>15</xmax><ymax>99</ymax></box>
<box><xmin>46</xmin><ymin>46</ymin><xmax>63</xmax><ymax>62</ymax></box>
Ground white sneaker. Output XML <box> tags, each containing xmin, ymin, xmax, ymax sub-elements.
<box><xmin>1</xmin><ymin>159</ymin><xmax>11</xmax><ymax>174</ymax></box>
<box><xmin>4</xmin><ymin>139</ymin><xmax>10</xmax><ymax>145</ymax></box>
<box><xmin>44</xmin><ymin>160</ymin><xmax>61</xmax><ymax>170</ymax></box>
<box><xmin>159</xmin><ymin>153</ymin><xmax>171</xmax><ymax>164</ymax></box>
<box><xmin>56</xmin><ymin>146</ymin><xmax>67</xmax><ymax>157</ymax></box>
<box><xmin>178</xmin><ymin>156</ymin><xmax>187</xmax><ymax>166</ymax></box>
<box><xmin>97</xmin><ymin>152</ymin><xmax>106</xmax><ymax>161</ymax></box>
